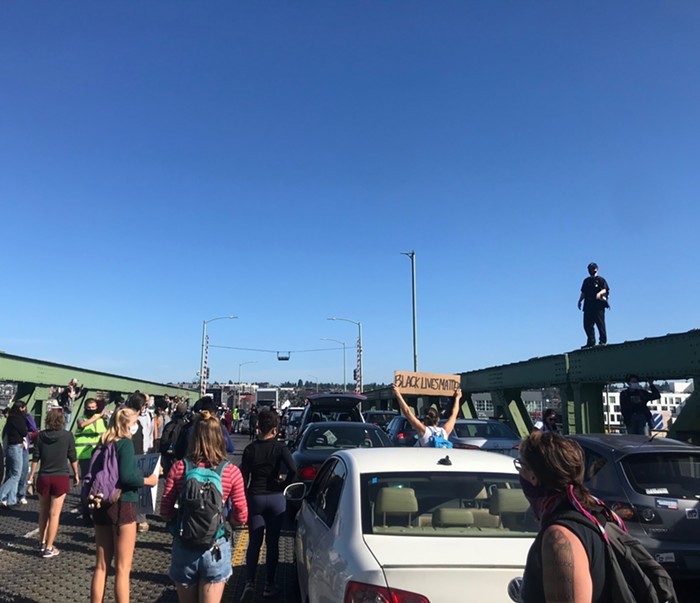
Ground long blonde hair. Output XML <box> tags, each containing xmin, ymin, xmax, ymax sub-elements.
<box><xmin>101</xmin><ymin>407</ymin><xmax>137</xmax><ymax>445</ymax></box>
<box><xmin>187</xmin><ymin>414</ymin><xmax>226</xmax><ymax>465</ymax></box>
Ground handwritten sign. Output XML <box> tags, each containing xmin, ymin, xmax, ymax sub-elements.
<box><xmin>394</xmin><ymin>371</ymin><xmax>461</xmax><ymax>396</ymax></box>
<box><xmin>136</xmin><ymin>453</ymin><xmax>161</xmax><ymax>516</ymax></box>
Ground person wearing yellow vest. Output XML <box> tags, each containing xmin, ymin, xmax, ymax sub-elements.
<box><xmin>75</xmin><ymin>398</ymin><xmax>108</xmax><ymax>479</ymax></box>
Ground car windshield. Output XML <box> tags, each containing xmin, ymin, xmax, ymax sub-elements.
<box><xmin>367</xmin><ymin>413</ymin><xmax>395</xmax><ymax>424</ymax></box>
<box><xmin>307</xmin><ymin>408</ymin><xmax>362</xmax><ymax>423</ymax></box>
<box><xmin>304</xmin><ymin>426</ymin><xmax>387</xmax><ymax>449</ymax></box>
<box><xmin>288</xmin><ymin>410</ymin><xmax>303</xmax><ymax>423</ymax></box>
<box><xmin>361</xmin><ymin>472</ymin><xmax>537</xmax><ymax>537</ymax></box>
<box><xmin>452</xmin><ymin>422</ymin><xmax>517</xmax><ymax>439</ymax></box>
<box><xmin>621</xmin><ymin>452</ymin><xmax>700</xmax><ymax>498</ymax></box>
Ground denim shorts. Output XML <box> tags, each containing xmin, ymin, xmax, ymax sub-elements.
<box><xmin>169</xmin><ymin>536</ymin><xmax>231</xmax><ymax>586</ymax></box>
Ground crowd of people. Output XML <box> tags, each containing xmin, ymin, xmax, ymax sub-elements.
<box><xmin>0</xmin><ymin>386</ymin><xmax>296</xmax><ymax>603</ymax></box>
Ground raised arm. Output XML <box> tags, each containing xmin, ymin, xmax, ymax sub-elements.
<box><xmin>392</xmin><ymin>385</ymin><xmax>426</xmax><ymax>438</ymax></box>
<box><xmin>442</xmin><ymin>389</ymin><xmax>462</xmax><ymax>436</ymax></box>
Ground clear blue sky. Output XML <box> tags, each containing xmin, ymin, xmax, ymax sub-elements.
<box><xmin>2</xmin><ymin>2</ymin><xmax>699</xmax><ymax>387</ymax></box>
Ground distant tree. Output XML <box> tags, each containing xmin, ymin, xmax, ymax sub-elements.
<box><xmin>297</xmin><ymin>379</ymin><xmax>304</xmax><ymax>388</ymax></box>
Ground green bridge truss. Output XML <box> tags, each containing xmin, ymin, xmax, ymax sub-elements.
<box><xmin>458</xmin><ymin>329</ymin><xmax>700</xmax><ymax>443</ymax></box>
<box><xmin>0</xmin><ymin>352</ymin><xmax>198</xmax><ymax>431</ymax></box>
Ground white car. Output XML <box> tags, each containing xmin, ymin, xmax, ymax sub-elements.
<box><xmin>294</xmin><ymin>448</ymin><xmax>536</xmax><ymax>603</ymax></box>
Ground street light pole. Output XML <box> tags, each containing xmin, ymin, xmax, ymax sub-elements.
<box><xmin>199</xmin><ymin>315</ymin><xmax>238</xmax><ymax>396</ymax></box>
<box><xmin>321</xmin><ymin>338</ymin><xmax>346</xmax><ymax>392</ymax></box>
<box><xmin>401</xmin><ymin>251</ymin><xmax>418</xmax><ymax>372</ymax></box>
<box><xmin>238</xmin><ymin>361</ymin><xmax>258</xmax><ymax>385</ymax></box>
<box><xmin>327</xmin><ymin>317</ymin><xmax>363</xmax><ymax>392</ymax></box>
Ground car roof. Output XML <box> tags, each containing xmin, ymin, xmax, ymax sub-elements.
<box><xmin>453</xmin><ymin>418</ymin><xmax>505</xmax><ymax>424</ymax></box>
<box><xmin>306</xmin><ymin>393</ymin><xmax>367</xmax><ymax>405</ymax></box>
<box><xmin>568</xmin><ymin>434</ymin><xmax>699</xmax><ymax>459</ymax></box>
<box><xmin>331</xmin><ymin>447</ymin><xmax>518</xmax><ymax>474</ymax></box>
<box><xmin>304</xmin><ymin>421</ymin><xmax>382</xmax><ymax>431</ymax></box>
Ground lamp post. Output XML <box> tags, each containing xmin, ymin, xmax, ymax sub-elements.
<box><xmin>238</xmin><ymin>361</ymin><xmax>258</xmax><ymax>385</ymax></box>
<box><xmin>200</xmin><ymin>315</ymin><xmax>238</xmax><ymax>395</ymax></box>
<box><xmin>327</xmin><ymin>317</ymin><xmax>363</xmax><ymax>392</ymax></box>
<box><xmin>401</xmin><ymin>251</ymin><xmax>418</xmax><ymax>372</ymax></box>
<box><xmin>321</xmin><ymin>338</ymin><xmax>346</xmax><ymax>392</ymax></box>
<box><xmin>308</xmin><ymin>375</ymin><xmax>319</xmax><ymax>393</ymax></box>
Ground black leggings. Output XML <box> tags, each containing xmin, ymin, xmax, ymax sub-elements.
<box><xmin>246</xmin><ymin>493</ymin><xmax>286</xmax><ymax>583</ymax></box>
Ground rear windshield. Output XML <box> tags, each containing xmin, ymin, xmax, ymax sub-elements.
<box><xmin>361</xmin><ymin>472</ymin><xmax>537</xmax><ymax>537</ymax></box>
<box><xmin>453</xmin><ymin>422</ymin><xmax>517</xmax><ymax>439</ymax></box>
<box><xmin>306</xmin><ymin>407</ymin><xmax>363</xmax><ymax>423</ymax></box>
<box><xmin>367</xmin><ymin>413</ymin><xmax>395</xmax><ymax>423</ymax></box>
<box><xmin>622</xmin><ymin>452</ymin><xmax>700</xmax><ymax>498</ymax></box>
<box><xmin>304</xmin><ymin>425</ymin><xmax>388</xmax><ymax>449</ymax></box>
<box><xmin>288</xmin><ymin>410</ymin><xmax>303</xmax><ymax>422</ymax></box>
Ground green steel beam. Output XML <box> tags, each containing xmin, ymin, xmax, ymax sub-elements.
<box><xmin>0</xmin><ymin>352</ymin><xmax>198</xmax><ymax>399</ymax></box>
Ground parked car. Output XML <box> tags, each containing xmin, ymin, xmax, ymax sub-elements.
<box><xmin>293</xmin><ymin>393</ymin><xmax>365</xmax><ymax>445</ymax></box>
<box><xmin>569</xmin><ymin>434</ymin><xmax>700</xmax><ymax>579</ymax></box>
<box><xmin>363</xmin><ymin>410</ymin><xmax>398</xmax><ymax>431</ymax></box>
<box><xmin>385</xmin><ymin>415</ymin><xmax>418</xmax><ymax>447</ymax></box>
<box><xmin>292</xmin><ymin>421</ymin><xmax>391</xmax><ymax>484</ymax></box>
<box><xmin>443</xmin><ymin>419</ymin><xmax>521</xmax><ymax>457</ymax></box>
<box><xmin>292</xmin><ymin>448</ymin><xmax>536</xmax><ymax>603</ymax></box>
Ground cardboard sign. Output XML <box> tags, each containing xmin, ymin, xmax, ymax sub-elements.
<box><xmin>136</xmin><ymin>453</ymin><xmax>161</xmax><ymax>515</ymax></box>
<box><xmin>394</xmin><ymin>371</ymin><xmax>461</xmax><ymax>396</ymax></box>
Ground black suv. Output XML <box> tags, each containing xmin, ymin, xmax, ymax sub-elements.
<box><xmin>291</xmin><ymin>393</ymin><xmax>365</xmax><ymax>446</ymax></box>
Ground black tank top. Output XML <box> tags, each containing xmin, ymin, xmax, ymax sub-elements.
<box><xmin>522</xmin><ymin>506</ymin><xmax>610</xmax><ymax>603</ymax></box>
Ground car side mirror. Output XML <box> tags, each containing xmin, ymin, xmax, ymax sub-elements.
<box><xmin>284</xmin><ymin>482</ymin><xmax>307</xmax><ymax>502</ymax></box>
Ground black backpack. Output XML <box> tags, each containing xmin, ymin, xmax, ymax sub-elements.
<box><xmin>172</xmin><ymin>459</ymin><xmax>229</xmax><ymax>550</ymax></box>
<box><xmin>159</xmin><ymin>417</ymin><xmax>188</xmax><ymax>456</ymax></box>
<box><xmin>547</xmin><ymin>510</ymin><xmax>678</xmax><ymax>603</ymax></box>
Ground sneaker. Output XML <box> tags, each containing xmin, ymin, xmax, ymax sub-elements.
<box><xmin>0</xmin><ymin>500</ymin><xmax>8</xmax><ymax>508</ymax></box>
<box><xmin>39</xmin><ymin>542</ymin><xmax>46</xmax><ymax>554</ymax></box>
<box><xmin>42</xmin><ymin>547</ymin><xmax>59</xmax><ymax>559</ymax></box>
<box><xmin>19</xmin><ymin>498</ymin><xmax>28</xmax><ymax>505</ymax></box>
<box><xmin>240</xmin><ymin>582</ymin><xmax>255</xmax><ymax>603</ymax></box>
<box><xmin>137</xmin><ymin>522</ymin><xmax>150</xmax><ymax>533</ymax></box>
<box><xmin>263</xmin><ymin>583</ymin><xmax>280</xmax><ymax>598</ymax></box>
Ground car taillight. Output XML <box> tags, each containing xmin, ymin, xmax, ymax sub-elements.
<box><xmin>397</xmin><ymin>432</ymin><xmax>408</xmax><ymax>439</ymax></box>
<box><xmin>298</xmin><ymin>465</ymin><xmax>319</xmax><ymax>481</ymax></box>
<box><xmin>453</xmin><ymin>442</ymin><xmax>479</xmax><ymax>450</ymax></box>
<box><xmin>344</xmin><ymin>581</ymin><xmax>430</xmax><ymax>603</ymax></box>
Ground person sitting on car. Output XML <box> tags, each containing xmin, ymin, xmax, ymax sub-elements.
<box><xmin>392</xmin><ymin>385</ymin><xmax>462</xmax><ymax>446</ymax></box>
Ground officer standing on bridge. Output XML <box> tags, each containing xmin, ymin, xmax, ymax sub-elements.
<box><xmin>577</xmin><ymin>262</ymin><xmax>609</xmax><ymax>348</ymax></box>
<box><xmin>620</xmin><ymin>375</ymin><xmax>660</xmax><ymax>435</ymax></box>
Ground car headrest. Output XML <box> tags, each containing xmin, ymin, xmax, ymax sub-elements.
<box><xmin>490</xmin><ymin>488</ymin><xmax>530</xmax><ymax>515</ymax></box>
<box><xmin>375</xmin><ymin>487</ymin><xmax>418</xmax><ymax>515</ymax></box>
<box><xmin>432</xmin><ymin>508</ymin><xmax>474</xmax><ymax>527</ymax></box>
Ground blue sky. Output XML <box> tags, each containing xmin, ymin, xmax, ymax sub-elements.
<box><xmin>2</xmin><ymin>2</ymin><xmax>699</xmax><ymax>387</ymax></box>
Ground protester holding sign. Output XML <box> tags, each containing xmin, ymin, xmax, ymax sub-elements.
<box><xmin>392</xmin><ymin>384</ymin><xmax>462</xmax><ymax>447</ymax></box>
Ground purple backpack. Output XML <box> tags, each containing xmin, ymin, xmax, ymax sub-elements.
<box><xmin>80</xmin><ymin>442</ymin><xmax>122</xmax><ymax>512</ymax></box>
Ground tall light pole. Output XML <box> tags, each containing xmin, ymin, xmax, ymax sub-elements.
<box><xmin>238</xmin><ymin>360</ymin><xmax>258</xmax><ymax>385</ymax></box>
<box><xmin>401</xmin><ymin>251</ymin><xmax>418</xmax><ymax>372</ymax></box>
<box><xmin>308</xmin><ymin>375</ymin><xmax>320</xmax><ymax>393</ymax></box>
<box><xmin>327</xmin><ymin>317</ymin><xmax>363</xmax><ymax>392</ymax></box>
<box><xmin>321</xmin><ymin>338</ymin><xmax>346</xmax><ymax>392</ymax></box>
<box><xmin>200</xmin><ymin>315</ymin><xmax>238</xmax><ymax>396</ymax></box>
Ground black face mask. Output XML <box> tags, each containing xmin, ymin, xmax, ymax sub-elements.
<box><xmin>85</xmin><ymin>409</ymin><xmax>98</xmax><ymax>417</ymax></box>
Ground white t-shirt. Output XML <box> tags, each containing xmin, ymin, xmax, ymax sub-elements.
<box><xmin>418</xmin><ymin>425</ymin><xmax>448</xmax><ymax>447</ymax></box>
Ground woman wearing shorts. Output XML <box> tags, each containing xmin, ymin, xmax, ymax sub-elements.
<box><xmin>160</xmin><ymin>413</ymin><xmax>248</xmax><ymax>603</ymax></box>
<box><xmin>28</xmin><ymin>407</ymin><xmax>79</xmax><ymax>557</ymax></box>
<box><xmin>90</xmin><ymin>407</ymin><xmax>159</xmax><ymax>603</ymax></box>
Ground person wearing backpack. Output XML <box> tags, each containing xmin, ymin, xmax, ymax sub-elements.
<box><xmin>240</xmin><ymin>409</ymin><xmax>297</xmax><ymax>601</ymax></box>
<box><xmin>160</xmin><ymin>413</ymin><xmax>248</xmax><ymax>603</ymax></box>
<box><xmin>516</xmin><ymin>430</ymin><xmax>678</xmax><ymax>603</ymax></box>
<box><xmin>90</xmin><ymin>407</ymin><xmax>159</xmax><ymax>603</ymax></box>
<box><xmin>392</xmin><ymin>384</ymin><xmax>462</xmax><ymax>448</ymax></box>
<box><xmin>160</xmin><ymin>402</ymin><xmax>190</xmax><ymax>478</ymax></box>
<box><xmin>27</xmin><ymin>407</ymin><xmax>79</xmax><ymax>558</ymax></box>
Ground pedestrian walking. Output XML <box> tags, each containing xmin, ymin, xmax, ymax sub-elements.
<box><xmin>516</xmin><ymin>430</ymin><xmax>628</xmax><ymax>602</ymax></box>
<box><xmin>160</xmin><ymin>413</ymin><xmax>248</xmax><ymax>603</ymax></box>
<box><xmin>240</xmin><ymin>409</ymin><xmax>297</xmax><ymax>601</ymax></box>
<box><xmin>533</xmin><ymin>408</ymin><xmax>559</xmax><ymax>433</ymax></box>
<box><xmin>15</xmin><ymin>406</ymin><xmax>38</xmax><ymax>505</ymax></box>
<box><xmin>393</xmin><ymin>385</ymin><xmax>462</xmax><ymax>447</ymax></box>
<box><xmin>620</xmin><ymin>375</ymin><xmax>660</xmax><ymax>435</ymax></box>
<box><xmin>28</xmin><ymin>408</ymin><xmax>79</xmax><ymax>557</ymax></box>
<box><xmin>577</xmin><ymin>262</ymin><xmax>610</xmax><ymax>348</ymax></box>
<box><xmin>90</xmin><ymin>407</ymin><xmax>159</xmax><ymax>603</ymax></box>
<box><xmin>0</xmin><ymin>400</ymin><xmax>30</xmax><ymax>507</ymax></box>
<box><xmin>247</xmin><ymin>406</ymin><xmax>258</xmax><ymax>441</ymax></box>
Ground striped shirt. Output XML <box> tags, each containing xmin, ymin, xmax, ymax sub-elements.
<box><xmin>160</xmin><ymin>459</ymin><xmax>248</xmax><ymax>525</ymax></box>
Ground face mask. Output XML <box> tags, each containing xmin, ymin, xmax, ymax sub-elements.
<box><xmin>130</xmin><ymin>423</ymin><xmax>139</xmax><ymax>435</ymax></box>
<box><xmin>519</xmin><ymin>474</ymin><xmax>550</xmax><ymax>503</ymax></box>
<box><xmin>85</xmin><ymin>409</ymin><xmax>98</xmax><ymax>417</ymax></box>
